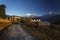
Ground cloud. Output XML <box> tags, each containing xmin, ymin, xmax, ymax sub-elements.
<box><xmin>26</xmin><ymin>13</ymin><xmax>32</xmax><ymax>16</ymax></box>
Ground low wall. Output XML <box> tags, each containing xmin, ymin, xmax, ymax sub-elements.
<box><xmin>0</xmin><ymin>19</ymin><xmax>11</xmax><ymax>30</ymax></box>
<box><xmin>0</xmin><ymin>22</ymin><xmax>12</xmax><ymax>30</ymax></box>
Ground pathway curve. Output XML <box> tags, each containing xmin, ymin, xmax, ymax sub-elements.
<box><xmin>0</xmin><ymin>24</ymin><xmax>38</xmax><ymax>40</ymax></box>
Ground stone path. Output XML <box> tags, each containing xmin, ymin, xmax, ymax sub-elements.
<box><xmin>0</xmin><ymin>24</ymin><xmax>38</xmax><ymax>40</ymax></box>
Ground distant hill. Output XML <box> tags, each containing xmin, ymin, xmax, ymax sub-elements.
<box><xmin>41</xmin><ymin>13</ymin><xmax>60</xmax><ymax>24</ymax></box>
<box><xmin>24</xmin><ymin>13</ymin><xmax>60</xmax><ymax>24</ymax></box>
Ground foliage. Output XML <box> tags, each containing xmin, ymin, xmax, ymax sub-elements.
<box><xmin>20</xmin><ymin>17</ymin><xmax>60</xmax><ymax>40</ymax></box>
<box><xmin>20</xmin><ymin>17</ymin><xmax>31</xmax><ymax>26</ymax></box>
<box><xmin>0</xmin><ymin>14</ymin><xmax>7</xmax><ymax>19</ymax></box>
<box><xmin>22</xmin><ymin>21</ymin><xmax>60</xmax><ymax>40</ymax></box>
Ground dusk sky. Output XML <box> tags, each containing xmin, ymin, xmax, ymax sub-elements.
<box><xmin>0</xmin><ymin>0</ymin><xmax>60</xmax><ymax>16</ymax></box>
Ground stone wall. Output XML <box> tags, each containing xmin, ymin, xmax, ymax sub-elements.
<box><xmin>0</xmin><ymin>19</ymin><xmax>11</xmax><ymax>30</ymax></box>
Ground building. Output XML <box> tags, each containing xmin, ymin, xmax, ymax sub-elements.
<box><xmin>38</xmin><ymin>22</ymin><xmax>50</xmax><ymax>26</ymax></box>
<box><xmin>31</xmin><ymin>17</ymin><xmax>41</xmax><ymax>22</ymax></box>
<box><xmin>0</xmin><ymin>4</ymin><xmax>6</xmax><ymax>17</ymax></box>
<box><xmin>30</xmin><ymin>16</ymin><xmax>51</xmax><ymax>27</ymax></box>
<box><xmin>8</xmin><ymin>16</ymin><xmax>21</xmax><ymax>22</ymax></box>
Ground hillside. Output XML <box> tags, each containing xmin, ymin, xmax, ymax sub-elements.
<box><xmin>41</xmin><ymin>14</ymin><xmax>60</xmax><ymax>23</ymax></box>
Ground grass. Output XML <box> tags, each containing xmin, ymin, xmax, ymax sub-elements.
<box><xmin>23</xmin><ymin>24</ymin><xmax>60</xmax><ymax>40</ymax></box>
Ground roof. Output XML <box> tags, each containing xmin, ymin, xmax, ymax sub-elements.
<box><xmin>31</xmin><ymin>16</ymin><xmax>41</xmax><ymax>19</ymax></box>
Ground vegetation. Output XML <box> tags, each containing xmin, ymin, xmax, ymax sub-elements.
<box><xmin>0</xmin><ymin>15</ymin><xmax>7</xmax><ymax>19</ymax></box>
<box><xmin>20</xmin><ymin>18</ymin><xmax>60</xmax><ymax>40</ymax></box>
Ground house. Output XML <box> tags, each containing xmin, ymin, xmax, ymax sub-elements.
<box><xmin>8</xmin><ymin>16</ymin><xmax>20</xmax><ymax>22</ymax></box>
<box><xmin>30</xmin><ymin>16</ymin><xmax>51</xmax><ymax>27</ymax></box>
<box><xmin>38</xmin><ymin>22</ymin><xmax>50</xmax><ymax>26</ymax></box>
<box><xmin>31</xmin><ymin>16</ymin><xmax>41</xmax><ymax>22</ymax></box>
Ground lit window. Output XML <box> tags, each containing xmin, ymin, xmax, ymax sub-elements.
<box><xmin>39</xmin><ymin>19</ymin><xmax>41</xmax><ymax>21</ymax></box>
<box><xmin>34</xmin><ymin>19</ymin><xmax>35</xmax><ymax>21</ymax></box>
<box><xmin>36</xmin><ymin>19</ymin><xmax>38</xmax><ymax>21</ymax></box>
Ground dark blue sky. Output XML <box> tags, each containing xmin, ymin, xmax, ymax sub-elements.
<box><xmin>0</xmin><ymin>0</ymin><xmax>60</xmax><ymax>16</ymax></box>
